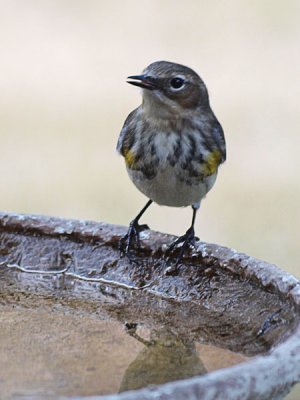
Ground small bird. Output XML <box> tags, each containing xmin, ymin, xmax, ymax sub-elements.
<box><xmin>117</xmin><ymin>61</ymin><xmax>226</xmax><ymax>262</ymax></box>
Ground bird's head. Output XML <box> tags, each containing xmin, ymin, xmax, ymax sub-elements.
<box><xmin>127</xmin><ymin>61</ymin><xmax>209</xmax><ymax>117</ymax></box>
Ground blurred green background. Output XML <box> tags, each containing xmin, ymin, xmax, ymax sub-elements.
<box><xmin>0</xmin><ymin>1</ymin><xmax>299</xmax><ymax>397</ymax></box>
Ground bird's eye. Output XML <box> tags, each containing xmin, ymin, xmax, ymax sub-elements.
<box><xmin>170</xmin><ymin>77</ymin><xmax>184</xmax><ymax>90</ymax></box>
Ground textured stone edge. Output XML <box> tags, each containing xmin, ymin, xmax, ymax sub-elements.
<box><xmin>0</xmin><ymin>211</ymin><xmax>299</xmax><ymax>400</ymax></box>
<box><xmin>1</xmin><ymin>211</ymin><xmax>299</xmax><ymax>304</ymax></box>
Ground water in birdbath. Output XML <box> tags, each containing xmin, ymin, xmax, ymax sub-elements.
<box><xmin>0</xmin><ymin>299</ymin><xmax>248</xmax><ymax>399</ymax></box>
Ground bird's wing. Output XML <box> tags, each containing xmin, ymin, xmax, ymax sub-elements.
<box><xmin>116</xmin><ymin>108</ymin><xmax>139</xmax><ymax>156</ymax></box>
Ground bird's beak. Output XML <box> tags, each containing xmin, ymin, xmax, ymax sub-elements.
<box><xmin>127</xmin><ymin>75</ymin><xmax>157</xmax><ymax>90</ymax></box>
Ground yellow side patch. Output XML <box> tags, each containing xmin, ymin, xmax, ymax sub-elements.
<box><xmin>203</xmin><ymin>150</ymin><xmax>222</xmax><ymax>176</ymax></box>
<box><xmin>124</xmin><ymin>149</ymin><xmax>136</xmax><ymax>168</ymax></box>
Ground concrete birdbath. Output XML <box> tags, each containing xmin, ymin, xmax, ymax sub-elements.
<box><xmin>0</xmin><ymin>212</ymin><xmax>299</xmax><ymax>400</ymax></box>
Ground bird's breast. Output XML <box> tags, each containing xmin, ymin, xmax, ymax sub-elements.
<box><xmin>152</xmin><ymin>132</ymin><xmax>180</xmax><ymax>164</ymax></box>
<box><xmin>125</xmin><ymin>126</ymin><xmax>223</xmax><ymax>182</ymax></box>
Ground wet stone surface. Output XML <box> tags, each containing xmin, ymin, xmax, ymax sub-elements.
<box><xmin>0</xmin><ymin>213</ymin><xmax>299</xmax><ymax>398</ymax></box>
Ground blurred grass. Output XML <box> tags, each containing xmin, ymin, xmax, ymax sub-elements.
<box><xmin>1</xmin><ymin>1</ymin><xmax>299</xmax><ymax>272</ymax></box>
<box><xmin>1</xmin><ymin>1</ymin><xmax>300</xmax><ymax>266</ymax></box>
<box><xmin>0</xmin><ymin>1</ymin><xmax>300</xmax><ymax>398</ymax></box>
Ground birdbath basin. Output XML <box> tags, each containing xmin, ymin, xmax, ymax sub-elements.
<box><xmin>0</xmin><ymin>212</ymin><xmax>300</xmax><ymax>400</ymax></box>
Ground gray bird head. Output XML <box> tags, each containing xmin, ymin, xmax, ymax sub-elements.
<box><xmin>127</xmin><ymin>61</ymin><xmax>209</xmax><ymax>114</ymax></box>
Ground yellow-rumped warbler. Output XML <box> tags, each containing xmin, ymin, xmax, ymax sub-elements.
<box><xmin>117</xmin><ymin>61</ymin><xmax>226</xmax><ymax>261</ymax></box>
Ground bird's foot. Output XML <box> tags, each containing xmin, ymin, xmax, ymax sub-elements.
<box><xmin>166</xmin><ymin>226</ymin><xmax>199</xmax><ymax>266</ymax></box>
<box><xmin>119</xmin><ymin>220</ymin><xmax>150</xmax><ymax>257</ymax></box>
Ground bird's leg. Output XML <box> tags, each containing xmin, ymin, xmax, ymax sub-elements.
<box><xmin>167</xmin><ymin>204</ymin><xmax>200</xmax><ymax>264</ymax></box>
<box><xmin>124</xmin><ymin>323</ymin><xmax>153</xmax><ymax>346</ymax></box>
<box><xmin>119</xmin><ymin>199</ymin><xmax>152</xmax><ymax>255</ymax></box>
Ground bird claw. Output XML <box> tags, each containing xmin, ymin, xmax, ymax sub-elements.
<box><xmin>119</xmin><ymin>220</ymin><xmax>150</xmax><ymax>256</ymax></box>
<box><xmin>166</xmin><ymin>227</ymin><xmax>199</xmax><ymax>265</ymax></box>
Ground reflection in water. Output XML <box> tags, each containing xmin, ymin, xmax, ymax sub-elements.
<box><xmin>119</xmin><ymin>325</ymin><xmax>207</xmax><ymax>392</ymax></box>
<box><xmin>0</xmin><ymin>299</ymin><xmax>249</xmax><ymax>398</ymax></box>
